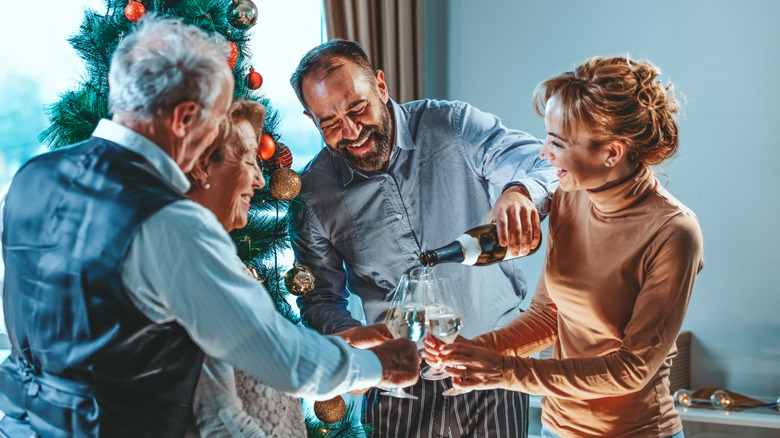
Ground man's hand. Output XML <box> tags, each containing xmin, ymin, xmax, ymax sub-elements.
<box><xmin>335</xmin><ymin>323</ymin><xmax>392</xmax><ymax>349</ymax></box>
<box><xmin>487</xmin><ymin>184</ymin><xmax>541</xmax><ymax>257</ymax></box>
<box><xmin>369</xmin><ymin>338</ymin><xmax>421</xmax><ymax>388</ymax></box>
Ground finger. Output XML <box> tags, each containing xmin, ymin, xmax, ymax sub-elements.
<box><xmin>530</xmin><ymin>209</ymin><xmax>541</xmax><ymax>252</ymax></box>
<box><xmin>453</xmin><ymin>376</ymin><xmax>483</xmax><ymax>390</ymax></box>
<box><xmin>493</xmin><ymin>207</ymin><xmax>509</xmax><ymax>247</ymax></box>
<box><xmin>444</xmin><ymin>366</ymin><xmax>468</xmax><ymax>379</ymax></box>
<box><xmin>506</xmin><ymin>206</ymin><xmax>522</xmax><ymax>256</ymax></box>
<box><xmin>519</xmin><ymin>206</ymin><xmax>533</xmax><ymax>255</ymax></box>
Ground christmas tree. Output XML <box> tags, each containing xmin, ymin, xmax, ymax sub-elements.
<box><xmin>38</xmin><ymin>1</ymin><xmax>368</xmax><ymax>436</ymax></box>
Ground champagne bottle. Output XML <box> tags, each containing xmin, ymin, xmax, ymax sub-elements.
<box><xmin>419</xmin><ymin>223</ymin><xmax>541</xmax><ymax>267</ymax></box>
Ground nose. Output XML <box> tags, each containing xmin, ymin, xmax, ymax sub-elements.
<box><xmin>252</xmin><ymin>162</ymin><xmax>265</xmax><ymax>189</ymax></box>
<box><xmin>341</xmin><ymin>117</ymin><xmax>360</xmax><ymax>141</ymax></box>
<box><xmin>540</xmin><ymin>140</ymin><xmax>553</xmax><ymax>160</ymax></box>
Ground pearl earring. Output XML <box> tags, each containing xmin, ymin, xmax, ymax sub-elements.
<box><xmin>605</xmin><ymin>161</ymin><xmax>612</xmax><ymax>167</ymax></box>
<box><xmin>204</xmin><ymin>183</ymin><xmax>211</xmax><ymax>189</ymax></box>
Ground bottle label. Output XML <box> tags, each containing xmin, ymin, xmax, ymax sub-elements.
<box><xmin>456</xmin><ymin>234</ymin><xmax>482</xmax><ymax>265</ymax></box>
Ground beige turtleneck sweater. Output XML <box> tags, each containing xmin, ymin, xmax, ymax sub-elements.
<box><xmin>475</xmin><ymin>165</ymin><xmax>704</xmax><ymax>438</ymax></box>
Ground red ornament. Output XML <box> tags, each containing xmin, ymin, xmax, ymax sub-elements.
<box><xmin>274</xmin><ymin>143</ymin><xmax>293</xmax><ymax>169</ymax></box>
<box><xmin>125</xmin><ymin>1</ymin><xmax>146</xmax><ymax>22</ymax></box>
<box><xmin>227</xmin><ymin>42</ymin><xmax>238</xmax><ymax>69</ymax></box>
<box><xmin>258</xmin><ymin>134</ymin><xmax>276</xmax><ymax>160</ymax></box>
<box><xmin>265</xmin><ymin>142</ymin><xmax>292</xmax><ymax>171</ymax></box>
<box><xmin>245</xmin><ymin>66</ymin><xmax>263</xmax><ymax>89</ymax></box>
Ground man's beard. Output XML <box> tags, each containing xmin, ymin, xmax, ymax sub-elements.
<box><xmin>331</xmin><ymin>105</ymin><xmax>393</xmax><ymax>172</ymax></box>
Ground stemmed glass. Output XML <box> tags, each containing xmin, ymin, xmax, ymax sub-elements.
<box><xmin>416</xmin><ymin>268</ymin><xmax>462</xmax><ymax>382</ymax></box>
<box><xmin>381</xmin><ymin>273</ymin><xmax>427</xmax><ymax>399</ymax></box>
<box><xmin>413</xmin><ymin>268</ymin><xmax>470</xmax><ymax>396</ymax></box>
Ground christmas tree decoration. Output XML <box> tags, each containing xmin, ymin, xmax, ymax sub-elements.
<box><xmin>313</xmin><ymin>395</ymin><xmax>346</xmax><ymax>424</ymax></box>
<box><xmin>40</xmin><ymin>1</ymin><xmax>372</xmax><ymax>434</ymax></box>
<box><xmin>269</xmin><ymin>168</ymin><xmax>301</xmax><ymax>201</ymax></box>
<box><xmin>258</xmin><ymin>133</ymin><xmax>276</xmax><ymax>160</ymax></box>
<box><xmin>227</xmin><ymin>41</ymin><xmax>238</xmax><ymax>69</ymax></box>
<box><xmin>284</xmin><ymin>262</ymin><xmax>315</xmax><ymax>296</ymax></box>
<box><xmin>245</xmin><ymin>66</ymin><xmax>263</xmax><ymax>89</ymax></box>
<box><xmin>227</xmin><ymin>0</ymin><xmax>259</xmax><ymax>30</ymax></box>
<box><xmin>125</xmin><ymin>1</ymin><xmax>146</xmax><ymax>23</ymax></box>
<box><xmin>264</xmin><ymin>142</ymin><xmax>292</xmax><ymax>172</ymax></box>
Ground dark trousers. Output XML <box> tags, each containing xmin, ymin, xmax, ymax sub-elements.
<box><xmin>0</xmin><ymin>412</ymin><xmax>37</xmax><ymax>438</ymax></box>
<box><xmin>364</xmin><ymin>377</ymin><xmax>528</xmax><ymax>438</ymax></box>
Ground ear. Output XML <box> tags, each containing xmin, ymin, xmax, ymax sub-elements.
<box><xmin>170</xmin><ymin>101</ymin><xmax>202</xmax><ymax>138</ymax></box>
<box><xmin>302</xmin><ymin>109</ymin><xmax>320</xmax><ymax>130</ymax></box>
<box><xmin>374</xmin><ymin>70</ymin><xmax>389</xmax><ymax>104</ymax></box>
<box><xmin>605</xmin><ymin>140</ymin><xmax>627</xmax><ymax>166</ymax></box>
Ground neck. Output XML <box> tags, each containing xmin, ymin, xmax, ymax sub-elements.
<box><xmin>187</xmin><ymin>188</ymin><xmax>231</xmax><ymax>232</ymax></box>
<box><xmin>113</xmin><ymin>112</ymin><xmax>184</xmax><ymax>167</ymax></box>
<box><xmin>590</xmin><ymin>161</ymin><xmax>640</xmax><ymax>193</ymax></box>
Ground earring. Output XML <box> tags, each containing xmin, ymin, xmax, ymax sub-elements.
<box><xmin>204</xmin><ymin>182</ymin><xmax>211</xmax><ymax>189</ymax></box>
<box><xmin>605</xmin><ymin>161</ymin><xmax>612</xmax><ymax>167</ymax></box>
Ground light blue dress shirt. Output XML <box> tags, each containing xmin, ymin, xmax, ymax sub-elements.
<box><xmin>0</xmin><ymin>119</ymin><xmax>382</xmax><ymax>400</ymax></box>
<box><xmin>292</xmin><ymin>99</ymin><xmax>558</xmax><ymax>339</ymax></box>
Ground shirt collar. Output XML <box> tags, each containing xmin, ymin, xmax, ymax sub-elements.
<box><xmin>338</xmin><ymin>99</ymin><xmax>417</xmax><ymax>187</ymax></box>
<box><xmin>92</xmin><ymin>119</ymin><xmax>191</xmax><ymax>193</ymax></box>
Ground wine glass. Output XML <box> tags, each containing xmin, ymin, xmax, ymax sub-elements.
<box><xmin>381</xmin><ymin>274</ymin><xmax>426</xmax><ymax>399</ymax></box>
<box><xmin>416</xmin><ymin>269</ymin><xmax>462</xmax><ymax>382</ymax></box>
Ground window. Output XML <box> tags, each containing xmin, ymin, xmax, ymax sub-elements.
<box><xmin>0</xmin><ymin>0</ymin><xmax>324</xmax><ymax>187</ymax></box>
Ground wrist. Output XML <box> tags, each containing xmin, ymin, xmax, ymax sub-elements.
<box><xmin>501</xmin><ymin>182</ymin><xmax>531</xmax><ymax>200</ymax></box>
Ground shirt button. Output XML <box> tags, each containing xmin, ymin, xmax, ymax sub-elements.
<box><xmin>396</xmin><ymin>213</ymin><xmax>403</xmax><ymax>220</ymax></box>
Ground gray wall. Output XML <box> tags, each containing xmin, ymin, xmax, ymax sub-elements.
<box><xmin>424</xmin><ymin>0</ymin><xmax>780</xmax><ymax>397</ymax></box>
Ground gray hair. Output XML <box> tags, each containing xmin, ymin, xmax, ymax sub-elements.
<box><xmin>108</xmin><ymin>15</ymin><xmax>232</xmax><ymax>121</ymax></box>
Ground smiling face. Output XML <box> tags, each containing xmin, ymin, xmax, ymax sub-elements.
<box><xmin>302</xmin><ymin>59</ymin><xmax>394</xmax><ymax>172</ymax></box>
<box><xmin>202</xmin><ymin>119</ymin><xmax>265</xmax><ymax>231</ymax></box>
<box><xmin>540</xmin><ymin>95</ymin><xmax>614</xmax><ymax>192</ymax></box>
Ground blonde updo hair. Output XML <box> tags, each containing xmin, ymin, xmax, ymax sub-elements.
<box><xmin>187</xmin><ymin>99</ymin><xmax>266</xmax><ymax>190</ymax></box>
<box><xmin>533</xmin><ymin>56</ymin><xmax>679</xmax><ymax>165</ymax></box>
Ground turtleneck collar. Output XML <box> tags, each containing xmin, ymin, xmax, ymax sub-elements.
<box><xmin>585</xmin><ymin>164</ymin><xmax>657</xmax><ymax>213</ymax></box>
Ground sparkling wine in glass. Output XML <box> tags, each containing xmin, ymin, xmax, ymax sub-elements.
<box><xmin>415</xmin><ymin>268</ymin><xmax>464</xmax><ymax>382</ymax></box>
<box><xmin>381</xmin><ymin>274</ymin><xmax>425</xmax><ymax>399</ymax></box>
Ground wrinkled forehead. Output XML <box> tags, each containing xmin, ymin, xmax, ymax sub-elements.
<box><xmin>302</xmin><ymin>59</ymin><xmax>375</xmax><ymax>110</ymax></box>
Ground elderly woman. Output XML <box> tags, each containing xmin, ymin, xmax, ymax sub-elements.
<box><xmin>426</xmin><ymin>56</ymin><xmax>704</xmax><ymax>438</ymax></box>
<box><xmin>186</xmin><ymin>100</ymin><xmax>306</xmax><ymax>438</ymax></box>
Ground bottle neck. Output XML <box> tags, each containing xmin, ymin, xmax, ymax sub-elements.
<box><xmin>419</xmin><ymin>241</ymin><xmax>465</xmax><ymax>266</ymax></box>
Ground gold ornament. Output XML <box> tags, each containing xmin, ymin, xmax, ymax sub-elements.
<box><xmin>269</xmin><ymin>168</ymin><xmax>301</xmax><ymax>201</ymax></box>
<box><xmin>313</xmin><ymin>395</ymin><xmax>346</xmax><ymax>424</ymax></box>
<box><xmin>284</xmin><ymin>262</ymin><xmax>315</xmax><ymax>296</ymax></box>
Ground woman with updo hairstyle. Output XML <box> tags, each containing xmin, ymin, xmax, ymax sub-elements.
<box><xmin>424</xmin><ymin>56</ymin><xmax>704</xmax><ymax>438</ymax></box>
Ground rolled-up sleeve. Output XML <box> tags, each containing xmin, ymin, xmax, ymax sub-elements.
<box><xmin>454</xmin><ymin>103</ymin><xmax>557</xmax><ymax>215</ymax></box>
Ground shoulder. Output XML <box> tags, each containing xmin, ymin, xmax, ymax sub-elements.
<box><xmin>399</xmin><ymin>99</ymin><xmax>472</xmax><ymax>125</ymax></box>
<box><xmin>646</xmin><ymin>186</ymin><xmax>704</xmax><ymax>258</ymax></box>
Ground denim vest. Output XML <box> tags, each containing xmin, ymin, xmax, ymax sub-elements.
<box><xmin>0</xmin><ymin>138</ymin><xmax>204</xmax><ymax>437</ymax></box>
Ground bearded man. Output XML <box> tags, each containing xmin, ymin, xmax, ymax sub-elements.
<box><xmin>289</xmin><ymin>39</ymin><xmax>558</xmax><ymax>437</ymax></box>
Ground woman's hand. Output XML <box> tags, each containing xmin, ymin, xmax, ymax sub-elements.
<box><xmin>438</xmin><ymin>343</ymin><xmax>507</xmax><ymax>391</ymax></box>
<box><xmin>422</xmin><ymin>333</ymin><xmax>474</xmax><ymax>367</ymax></box>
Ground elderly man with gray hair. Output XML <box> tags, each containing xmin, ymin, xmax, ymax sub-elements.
<box><xmin>0</xmin><ymin>15</ymin><xmax>419</xmax><ymax>438</ymax></box>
